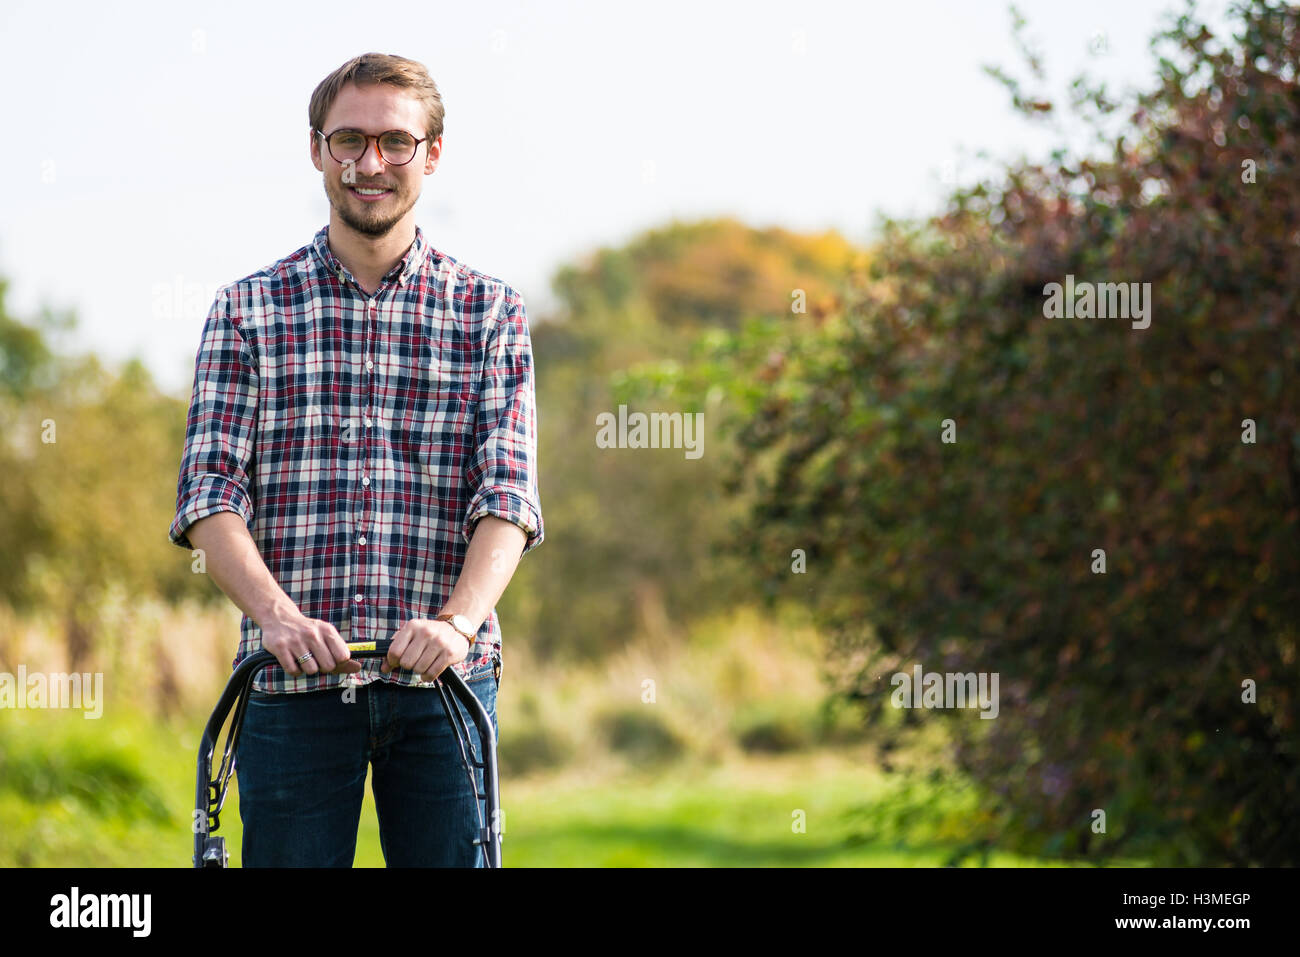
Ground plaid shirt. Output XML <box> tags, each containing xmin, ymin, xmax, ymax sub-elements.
<box><xmin>169</xmin><ymin>225</ymin><xmax>543</xmax><ymax>693</ymax></box>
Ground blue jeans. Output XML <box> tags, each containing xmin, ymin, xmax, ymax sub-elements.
<box><xmin>235</xmin><ymin>670</ymin><xmax>498</xmax><ymax>867</ymax></box>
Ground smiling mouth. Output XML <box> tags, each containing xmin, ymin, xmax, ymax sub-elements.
<box><xmin>349</xmin><ymin>186</ymin><xmax>393</xmax><ymax>200</ymax></box>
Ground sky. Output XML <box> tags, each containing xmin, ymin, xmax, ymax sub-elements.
<box><xmin>0</xmin><ymin>0</ymin><xmax>1232</xmax><ymax>397</ymax></box>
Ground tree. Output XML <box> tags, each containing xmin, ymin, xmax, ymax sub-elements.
<box><xmin>501</xmin><ymin>218</ymin><xmax>863</xmax><ymax>660</ymax></box>
<box><xmin>638</xmin><ymin>0</ymin><xmax>1300</xmax><ymax>864</ymax></box>
<box><xmin>0</xmin><ymin>284</ymin><xmax>212</xmax><ymax>674</ymax></box>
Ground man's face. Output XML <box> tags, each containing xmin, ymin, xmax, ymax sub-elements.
<box><xmin>311</xmin><ymin>82</ymin><xmax>440</xmax><ymax>238</ymax></box>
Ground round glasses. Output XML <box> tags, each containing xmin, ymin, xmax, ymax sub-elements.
<box><xmin>315</xmin><ymin>128</ymin><xmax>428</xmax><ymax>166</ymax></box>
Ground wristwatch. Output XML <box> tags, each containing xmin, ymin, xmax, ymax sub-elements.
<box><xmin>436</xmin><ymin>613</ymin><xmax>476</xmax><ymax>645</ymax></box>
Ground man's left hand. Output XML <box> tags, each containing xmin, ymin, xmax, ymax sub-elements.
<box><xmin>382</xmin><ymin>619</ymin><xmax>471</xmax><ymax>681</ymax></box>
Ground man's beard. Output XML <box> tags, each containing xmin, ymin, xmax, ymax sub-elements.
<box><xmin>323</xmin><ymin>175</ymin><xmax>418</xmax><ymax>237</ymax></box>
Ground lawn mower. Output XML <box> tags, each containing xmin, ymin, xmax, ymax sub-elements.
<box><xmin>192</xmin><ymin>637</ymin><xmax>501</xmax><ymax>867</ymax></box>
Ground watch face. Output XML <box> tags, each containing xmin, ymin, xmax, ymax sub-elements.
<box><xmin>438</xmin><ymin>613</ymin><xmax>474</xmax><ymax>639</ymax></box>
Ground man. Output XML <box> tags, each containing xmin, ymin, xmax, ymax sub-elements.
<box><xmin>168</xmin><ymin>52</ymin><xmax>544</xmax><ymax>867</ymax></box>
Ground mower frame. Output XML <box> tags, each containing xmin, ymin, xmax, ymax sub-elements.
<box><xmin>192</xmin><ymin>638</ymin><xmax>502</xmax><ymax>868</ymax></box>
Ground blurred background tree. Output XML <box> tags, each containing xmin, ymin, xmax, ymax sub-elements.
<box><xmin>0</xmin><ymin>282</ymin><xmax>212</xmax><ymax>676</ymax></box>
<box><xmin>625</xmin><ymin>0</ymin><xmax>1300</xmax><ymax>865</ymax></box>
<box><xmin>499</xmin><ymin>218</ymin><xmax>864</xmax><ymax>659</ymax></box>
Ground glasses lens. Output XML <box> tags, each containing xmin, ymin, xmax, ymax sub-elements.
<box><xmin>328</xmin><ymin>131</ymin><xmax>366</xmax><ymax>162</ymax></box>
<box><xmin>378</xmin><ymin>132</ymin><xmax>417</xmax><ymax>164</ymax></box>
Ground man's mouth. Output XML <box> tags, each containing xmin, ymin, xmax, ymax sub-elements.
<box><xmin>349</xmin><ymin>186</ymin><xmax>393</xmax><ymax>201</ymax></box>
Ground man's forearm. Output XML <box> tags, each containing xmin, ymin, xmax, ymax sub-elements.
<box><xmin>438</xmin><ymin>516</ymin><xmax>528</xmax><ymax>630</ymax></box>
<box><xmin>189</xmin><ymin>510</ymin><xmax>524</xmax><ymax>637</ymax></box>
<box><xmin>186</xmin><ymin>511</ymin><xmax>299</xmax><ymax>628</ymax></box>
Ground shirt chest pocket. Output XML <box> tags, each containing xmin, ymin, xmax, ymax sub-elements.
<box><xmin>384</xmin><ymin>342</ymin><xmax>478</xmax><ymax>471</ymax></box>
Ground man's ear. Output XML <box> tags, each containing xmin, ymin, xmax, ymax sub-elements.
<box><xmin>310</xmin><ymin>129</ymin><xmax>324</xmax><ymax>172</ymax></box>
<box><xmin>423</xmin><ymin>136</ymin><xmax>441</xmax><ymax>175</ymax></box>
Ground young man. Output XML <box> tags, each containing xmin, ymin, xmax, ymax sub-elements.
<box><xmin>168</xmin><ymin>53</ymin><xmax>544</xmax><ymax>867</ymax></box>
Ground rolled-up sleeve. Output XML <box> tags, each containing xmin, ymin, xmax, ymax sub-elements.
<box><xmin>168</xmin><ymin>287</ymin><xmax>259</xmax><ymax>550</ymax></box>
<box><xmin>462</xmin><ymin>289</ymin><xmax>544</xmax><ymax>555</ymax></box>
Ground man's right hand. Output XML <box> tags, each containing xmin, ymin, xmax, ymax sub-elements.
<box><xmin>260</xmin><ymin>611</ymin><xmax>363</xmax><ymax>678</ymax></box>
<box><xmin>182</xmin><ymin>514</ymin><xmax>361</xmax><ymax>679</ymax></box>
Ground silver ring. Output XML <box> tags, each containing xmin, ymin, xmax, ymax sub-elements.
<box><xmin>297</xmin><ymin>652</ymin><xmax>315</xmax><ymax>663</ymax></box>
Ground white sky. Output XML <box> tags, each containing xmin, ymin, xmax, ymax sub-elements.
<box><xmin>0</xmin><ymin>0</ymin><xmax>1231</xmax><ymax>397</ymax></box>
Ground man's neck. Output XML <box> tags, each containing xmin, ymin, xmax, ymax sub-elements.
<box><xmin>327</xmin><ymin>214</ymin><xmax>416</xmax><ymax>296</ymax></box>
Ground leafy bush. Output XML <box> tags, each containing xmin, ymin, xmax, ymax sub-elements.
<box><xmin>634</xmin><ymin>0</ymin><xmax>1300</xmax><ymax>865</ymax></box>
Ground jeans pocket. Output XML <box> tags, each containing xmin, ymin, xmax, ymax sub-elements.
<box><xmin>461</xmin><ymin>667</ymin><xmax>498</xmax><ymax>740</ymax></box>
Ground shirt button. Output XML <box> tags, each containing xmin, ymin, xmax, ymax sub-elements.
<box><xmin>361</xmin><ymin>476</ymin><xmax>370</xmax><ymax>487</ymax></box>
<box><xmin>358</xmin><ymin>535</ymin><xmax>367</xmax><ymax>545</ymax></box>
<box><xmin>365</xmin><ymin>360</ymin><xmax>374</xmax><ymax>371</ymax></box>
<box><xmin>363</xmin><ymin>417</ymin><xmax>372</xmax><ymax>428</ymax></box>
<box><xmin>354</xmin><ymin>594</ymin><xmax>363</xmax><ymax>603</ymax></box>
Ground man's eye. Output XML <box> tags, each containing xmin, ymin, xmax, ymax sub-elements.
<box><xmin>334</xmin><ymin>133</ymin><xmax>364</xmax><ymax>148</ymax></box>
<box><xmin>381</xmin><ymin>133</ymin><xmax>414</xmax><ymax>149</ymax></box>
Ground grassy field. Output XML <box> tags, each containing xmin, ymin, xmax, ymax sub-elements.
<box><xmin>0</xmin><ymin>603</ymin><xmax>1147</xmax><ymax>867</ymax></box>
<box><xmin>0</xmin><ymin>701</ymin><xmax>1147</xmax><ymax>868</ymax></box>
<box><xmin>0</xmin><ymin>705</ymin><xmax>1103</xmax><ymax>867</ymax></box>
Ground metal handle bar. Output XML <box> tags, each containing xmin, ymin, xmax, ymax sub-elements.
<box><xmin>194</xmin><ymin>638</ymin><xmax>501</xmax><ymax>868</ymax></box>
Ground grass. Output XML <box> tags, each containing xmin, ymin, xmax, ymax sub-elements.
<box><xmin>0</xmin><ymin>602</ymin><xmax>1148</xmax><ymax>867</ymax></box>
<box><xmin>499</xmin><ymin>751</ymin><xmax>1074</xmax><ymax>867</ymax></box>
<box><xmin>0</xmin><ymin>705</ymin><xmax>1137</xmax><ymax>867</ymax></box>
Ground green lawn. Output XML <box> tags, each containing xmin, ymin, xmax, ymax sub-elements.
<box><xmin>0</xmin><ymin>705</ymin><xmax>1140</xmax><ymax>867</ymax></box>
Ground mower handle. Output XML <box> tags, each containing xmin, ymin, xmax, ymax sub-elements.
<box><xmin>193</xmin><ymin>637</ymin><xmax>501</xmax><ymax>868</ymax></box>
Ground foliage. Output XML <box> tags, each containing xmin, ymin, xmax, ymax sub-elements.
<box><xmin>0</xmin><ymin>288</ymin><xmax>214</xmax><ymax>668</ymax></box>
<box><xmin>632</xmin><ymin>0</ymin><xmax>1300</xmax><ymax>864</ymax></box>
<box><xmin>499</xmin><ymin>218</ymin><xmax>864</xmax><ymax>659</ymax></box>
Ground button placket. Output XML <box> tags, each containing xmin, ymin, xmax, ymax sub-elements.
<box><xmin>349</xmin><ymin>289</ymin><xmax>374</xmax><ymax>628</ymax></box>
<box><xmin>358</xmin><ymin>321</ymin><xmax>374</xmax><ymax>553</ymax></box>
<box><xmin>354</xmin><ymin>294</ymin><xmax>383</xmax><ymax>624</ymax></box>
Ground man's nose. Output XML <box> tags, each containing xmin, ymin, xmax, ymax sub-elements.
<box><xmin>356</xmin><ymin>140</ymin><xmax>387</xmax><ymax>176</ymax></box>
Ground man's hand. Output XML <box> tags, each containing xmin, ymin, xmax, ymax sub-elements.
<box><xmin>382</xmin><ymin>619</ymin><xmax>471</xmax><ymax>682</ymax></box>
<box><xmin>260</xmin><ymin>609</ymin><xmax>362</xmax><ymax>678</ymax></box>
<box><xmin>186</xmin><ymin>514</ymin><xmax>361</xmax><ymax>680</ymax></box>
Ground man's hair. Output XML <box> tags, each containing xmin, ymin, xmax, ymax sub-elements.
<box><xmin>309</xmin><ymin>52</ymin><xmax>445</xmax><ymax>145</ymax></box>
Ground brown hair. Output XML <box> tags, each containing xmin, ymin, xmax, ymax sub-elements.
<box><xmin>309</xmin><ymin>53</ymin><xmax>445</xmax><ymax>146</ymax></box>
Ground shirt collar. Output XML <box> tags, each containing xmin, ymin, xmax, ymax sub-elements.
<box><xmin>311</xmin><ymin>223</ymin><xmax>428</xmax><ymax>287</ymax></box>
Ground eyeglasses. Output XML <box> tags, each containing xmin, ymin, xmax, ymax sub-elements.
<box><xmin>315</xmin><ymin>128</ymin><xmax>428</xmax><ymax>166</ymax></box>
